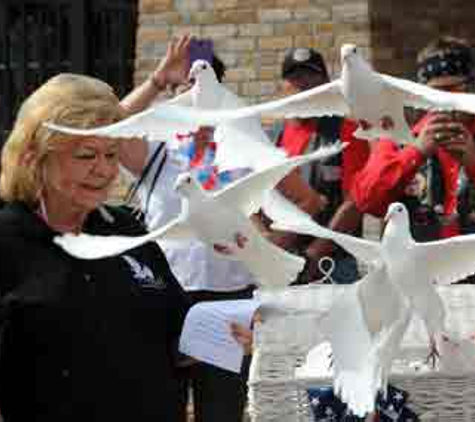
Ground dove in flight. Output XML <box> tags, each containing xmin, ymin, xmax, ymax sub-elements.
<box><xmin>166</xmin><ymin>59</ymin><xmax>286</xmax><ymax>171</ymax></box>
<box><xmin>270</xmin><ymin>199</ymin><xmax>475</xmax><ymax>415</ymax></box>
<box><xmin>54</xmin><ymin>144</ymin><xmax>343</xmax><ymax>288</ymax></box>
<box><xmin>44</xmin><ymin>60</ymin><xmax>286</xmax><ymax>171</ymax></box>
<box><xmin>43</xmin><ymin>45</ymin><xmax>475</xmax><ymax>147</ymax></box>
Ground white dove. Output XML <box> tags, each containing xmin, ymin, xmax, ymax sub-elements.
<box><xmin>43</xmin><ymin>45</ymin><xmax>475</xmax><ymax>147</ymax></box>
<box><xmin>44</xmin><ymin>60</ymin><xmax>286</xmax><ymax>171</ymax></box>
<box><xmin>270</xmin><ymin>199</ymin><xmax>475</xmax><ymax>415</ymax></box>
<box><xmin>54</xmin><ymin>144</ymin><xmax>343</xmax><ymax>288</ymax></box>
<box><xmin>165</xmin><ymin>59</ymin><xmax>286</xmax><ymax>171</ymax></box>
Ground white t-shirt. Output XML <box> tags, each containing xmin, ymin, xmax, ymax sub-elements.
<box><xmin>136</xmin><ymin>142</ymin><xmax>256</xmax><ymax>292</ymax></box>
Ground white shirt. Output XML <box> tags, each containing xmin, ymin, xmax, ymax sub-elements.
<box><xmin>136</xmin><ymin>142</ymin><xmax>256</xmax><ymax>292</ymax></box>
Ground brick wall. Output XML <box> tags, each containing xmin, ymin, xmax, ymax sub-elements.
<box><xmin>135</xmin><ymin>0</ymin><xmax>371</xmax><ymax>103</ymax></box>
<box><xmin>369</xmin><ymin>0</ymin><xmax>475</xmax><ymax>78</ymax></box>
<box><xmin>135</xmin><ymin>0</ymin><xmax>475</xmax><ymax>102</ymax></box>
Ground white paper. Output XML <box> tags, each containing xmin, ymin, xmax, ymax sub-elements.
<box><xmin>179</xmin><ymin>299</ymin><xmax>261</xmax><ymax>373</ymax></box>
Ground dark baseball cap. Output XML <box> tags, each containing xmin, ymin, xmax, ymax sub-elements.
<box><xmin>281</xmin><ymin>47</ymin><xmax>329</xmax><ymax>80</ymax></box>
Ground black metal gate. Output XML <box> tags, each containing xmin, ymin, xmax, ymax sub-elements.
<box><xmin>0</xmin><ymin>0</ymin><xmax>138</xmax><ymax>145</ymax></box>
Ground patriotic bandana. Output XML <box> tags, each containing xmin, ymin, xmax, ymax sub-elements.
<box><xmin>417</xmin><ymin>48</ymin><xmax>474</xmax><ymax>84</ymax></box>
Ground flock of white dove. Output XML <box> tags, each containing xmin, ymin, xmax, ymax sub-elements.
<box><xmin>47</xmin><ymin>43</ymin><xmax>475</xmax><ymax>417</ymax></box>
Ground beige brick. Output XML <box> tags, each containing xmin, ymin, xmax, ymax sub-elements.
<box><xmin>174</xmin><ymin>0</ymin><xmax>202</xmax><ymax>10</ymax></box>
<box><xmin>293</xmin><ymin>7</ymin><xmax>331</xmax><ymax>22</ymax></box>
<box><xmin>239</xmin><ymin>23</ymin><xmax>274</xmax><ymax>37</ymax></box>
<box><xmin>259</xmin><ymin>51</ymin><xmax>281</xmax><ymax>67</ymax></box>
<box><xmin>214</xmin><ymin>0</ymin><xmax>239</xmax><ymax>9</ymax></box>
<box><xmin>189</xmin><ymin>11</ymin><xmax>216</xmax><ymax>25</ymax></box>
<box><xmin>141</xmin><ymin>12</ymin><xmax>182</xmax><ymax>25</ymax></box>
<box><xmin>215</xmin><ymin>37</ymin><xmax>255</xmax><ymax>52</ymax></box>
<box><xmin>259</xmin><ymin>36</ymin><xmax>293</xmax><ymax>50</ymax></box>
<box><xmin>275</xmin><ymin>0</ymin><xmax>311</xmax><ymax>6</ymax></box>
<box><xmin>202</xmin><ymin>24</ymin><xmax>239</xmax><ymax>38</ymax></box>
<box><xmin>217</xmin><ymin>51</ymin><xmax>240</xmax><ymax>67</ymax></box>
<box><xmin>258</xmin><ymin>8</ymin><xmax>292</xmax><ymax>22</ymax></box>
<box><xmin>136</xmin><ymin>27</ymin><xmax>169</xmax><ymax>45</ymax></box>
<box><xmin>225</xmin><ymin>67</ymin><xmax>257</xmax><ymax>83</ymax></box>
<box><xmin>242</xmin><ymin>81</ymin><xmax>277</xmax><ymax>97</ymax></box>
<box><xmin>139</xmin><ymin>0</ymin><xmax>173</xmax><ymax>13</ymax></box>
<box><xmin>274</xmin><ymin>22</ymin><xmax>313</xmax><ymax>37</ymax></box>
<box><xmin>170</xmin><ymin>26</ymin><xmax>202</xmax><ymax>37</ymax></box>
<box><xmin>259</xmin><ymin>66</ymin><xmax>281</xmax><ymax>81</ymax></box>
<box><xmin>332</xmin><ymin>2</ymin><xmax>369</xmax><ymax>22</ymax></box>
<box><xmin>314</xmin><ymin>22</ymin><xmax>334</xmax><ymax>34</ymax></box>
<box><xmin>294</xmin><ymin>36</ymin><xmax>319</xmax><ymax>49</ymax></box>
<box><xmin>236</xmin><ymin>51</ymin><xmax>258</xmax><ymax>68</ymax></box>
<box><xmin>313</xmin><ymin>34</ymin><xmax>335</xmax><ymax>50</ymax></box>
<box><xmin>215</xmin><ymin>9</ymin><xmax>257</xmax><ymax>24</ymax></box>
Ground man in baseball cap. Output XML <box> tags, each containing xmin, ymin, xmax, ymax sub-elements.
<box><xmin>281</xmin><ymin>47</ymin><xmax>330</xmax><ymax>88</ymax></box>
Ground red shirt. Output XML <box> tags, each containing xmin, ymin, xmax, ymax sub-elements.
<box><xmin>350</xmin><ymin>115</ymin><xmax>475</xmax><ymax>237</ymax></box>
<box><xmin>279</xmin><ymin>118</ymin><xmax>370</xmax><ymax>193</ymax></box>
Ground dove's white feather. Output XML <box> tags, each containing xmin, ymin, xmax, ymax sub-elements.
<box><xmin>271</xmin><ymin>201</ymin><xmax>475</xmax><ymax>416</ymax></box>
<box><xmin>43</xmin><ymin>104</ymin><xmax>228</xmax><ymax>141</ymax></box>
<box><xmin>223</xmin><ymin>79</ymin><xmax>348</xmax><ymax>120</ymax></box>
<box><xmin>381</xmin><ymin>73</ymin><xmax>475</xmax><ymax>115</ymax></box>
<box><xmin>215</xmin><ymin>143</ymin><xmax>344</xmax><ymax>217</ymax></box>
<box><xmin>267</xmin><ymin>194</ymin><xmax>382</xmax><ymax>267</ymax></box>
<box><xmin>53</xmin><ymin>143</ymin><xmax>343</xmax><ymax>287</ymax></box>
<box><xmin>411</xmin><ymin>234</ymin><xmax>475</xmax><ymax>285</ymax></box>
<box><xmin>317</xmin><ymin>265</ymin><xmax>408</xmax><ymax>416</ymax></box>
<box><xmin>53</xmin><ymin>214</ymin><xmax>195</xmax><ymax>259</ymax></box>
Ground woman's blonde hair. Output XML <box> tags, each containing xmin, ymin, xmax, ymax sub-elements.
<box><xmin>0</xmin><ymin>73</ymin><xmax>127</xmax><ymax>206</ymax></box>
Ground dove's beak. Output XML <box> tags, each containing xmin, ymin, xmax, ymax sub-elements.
<box><xmin>383</xmin><ymin>208</ymin><xmax>393</xmax><ymax>224</ymax></box>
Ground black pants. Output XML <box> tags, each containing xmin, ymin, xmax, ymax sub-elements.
<box><xmin>179</xmin><ymin>285</ymin><xmax>255</xmax><ymax>422</ymax></box>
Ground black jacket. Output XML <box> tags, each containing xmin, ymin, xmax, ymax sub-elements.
<box><xmin>0</xmin><ymin>202</ymin><xmax>190</xmax><ymax>422</ymax></box>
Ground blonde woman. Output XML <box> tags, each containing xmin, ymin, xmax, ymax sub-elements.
<box><xmin>0</xmin><ymin>73</ymin><xmax>251</xmax><ymax>422</ymax></box>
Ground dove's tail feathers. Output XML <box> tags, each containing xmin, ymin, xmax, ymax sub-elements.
<box><xmin>333</xmin><ymin>366</ymin><xmax>380</xmax><ymax>417</ymax></box>
<box><xmin>246</xmin><ymin>238</ymin><xmax>305</xmax><ymax>288</ymax></box>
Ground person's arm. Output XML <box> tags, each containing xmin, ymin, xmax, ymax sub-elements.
<box><xmin>434</xmin><ymin>115</ymin><xmax>475</xmax><ymax>184</ymax></box>
<box><xmin>120</xmin><ymin>34</ymin><xmax>191</xmax><ymax>115</ymax></box>
<box><xmin>350</xmin><ymin>139</ymin><xmax>428</xmax><ymax>217</ymax></box>
<box><xmin>340</xmin><ymin>119</ymin><xmax>371</xmax><ymax>195</ymax></box>
<box><xmin>119</xmin><ymin>34</ymin><xmax>191</xmax><ymax>176</ymax></box>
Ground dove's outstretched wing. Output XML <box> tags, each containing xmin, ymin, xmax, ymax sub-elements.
<box><xmin>411</xmin><ymin>233</ymin><xmax>475</xmax><ymax>285</ymax></box>
<box><xmin>43</xmin><ymin>104</ymin><xmax>228</xmax><ymax>141</ymax></box>
<box><xmin>213</xmin><ymin>121</ymin><xmax>287</xmax><ymax>172</ymax></box>
<box><xmin>267</xmin><ymin>193</ymin><xmax>382</xmax><ymax>267</ymax></box>
<box><xmin>54</xmin><ymin>215</ymin><xmax>196</xmax><ymax>259</ymax></box>
<box><xmin>213</xmin><ymin>143</ymin><xmax>344</xmax><ymax>217</ymax></box>
<box><xmin>239</xmin><ymin>79</ymin><xmax>348</xmax><ymax>119</ymax></box>
<box><xmin>380</xmin><ymin>73</ymin><xmax>475</xmax><ymax>115</ymax></box>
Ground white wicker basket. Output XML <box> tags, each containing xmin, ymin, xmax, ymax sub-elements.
<box><xmin>249</xmin><ymin>285</ymin><xmax>475</xmax><ymax>422</ymax></box>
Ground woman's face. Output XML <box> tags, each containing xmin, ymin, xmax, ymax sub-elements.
<box><xmin>43</xmin><ymin>136</ymin><xmax>120</xmax><ymax>213</ymax></box>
